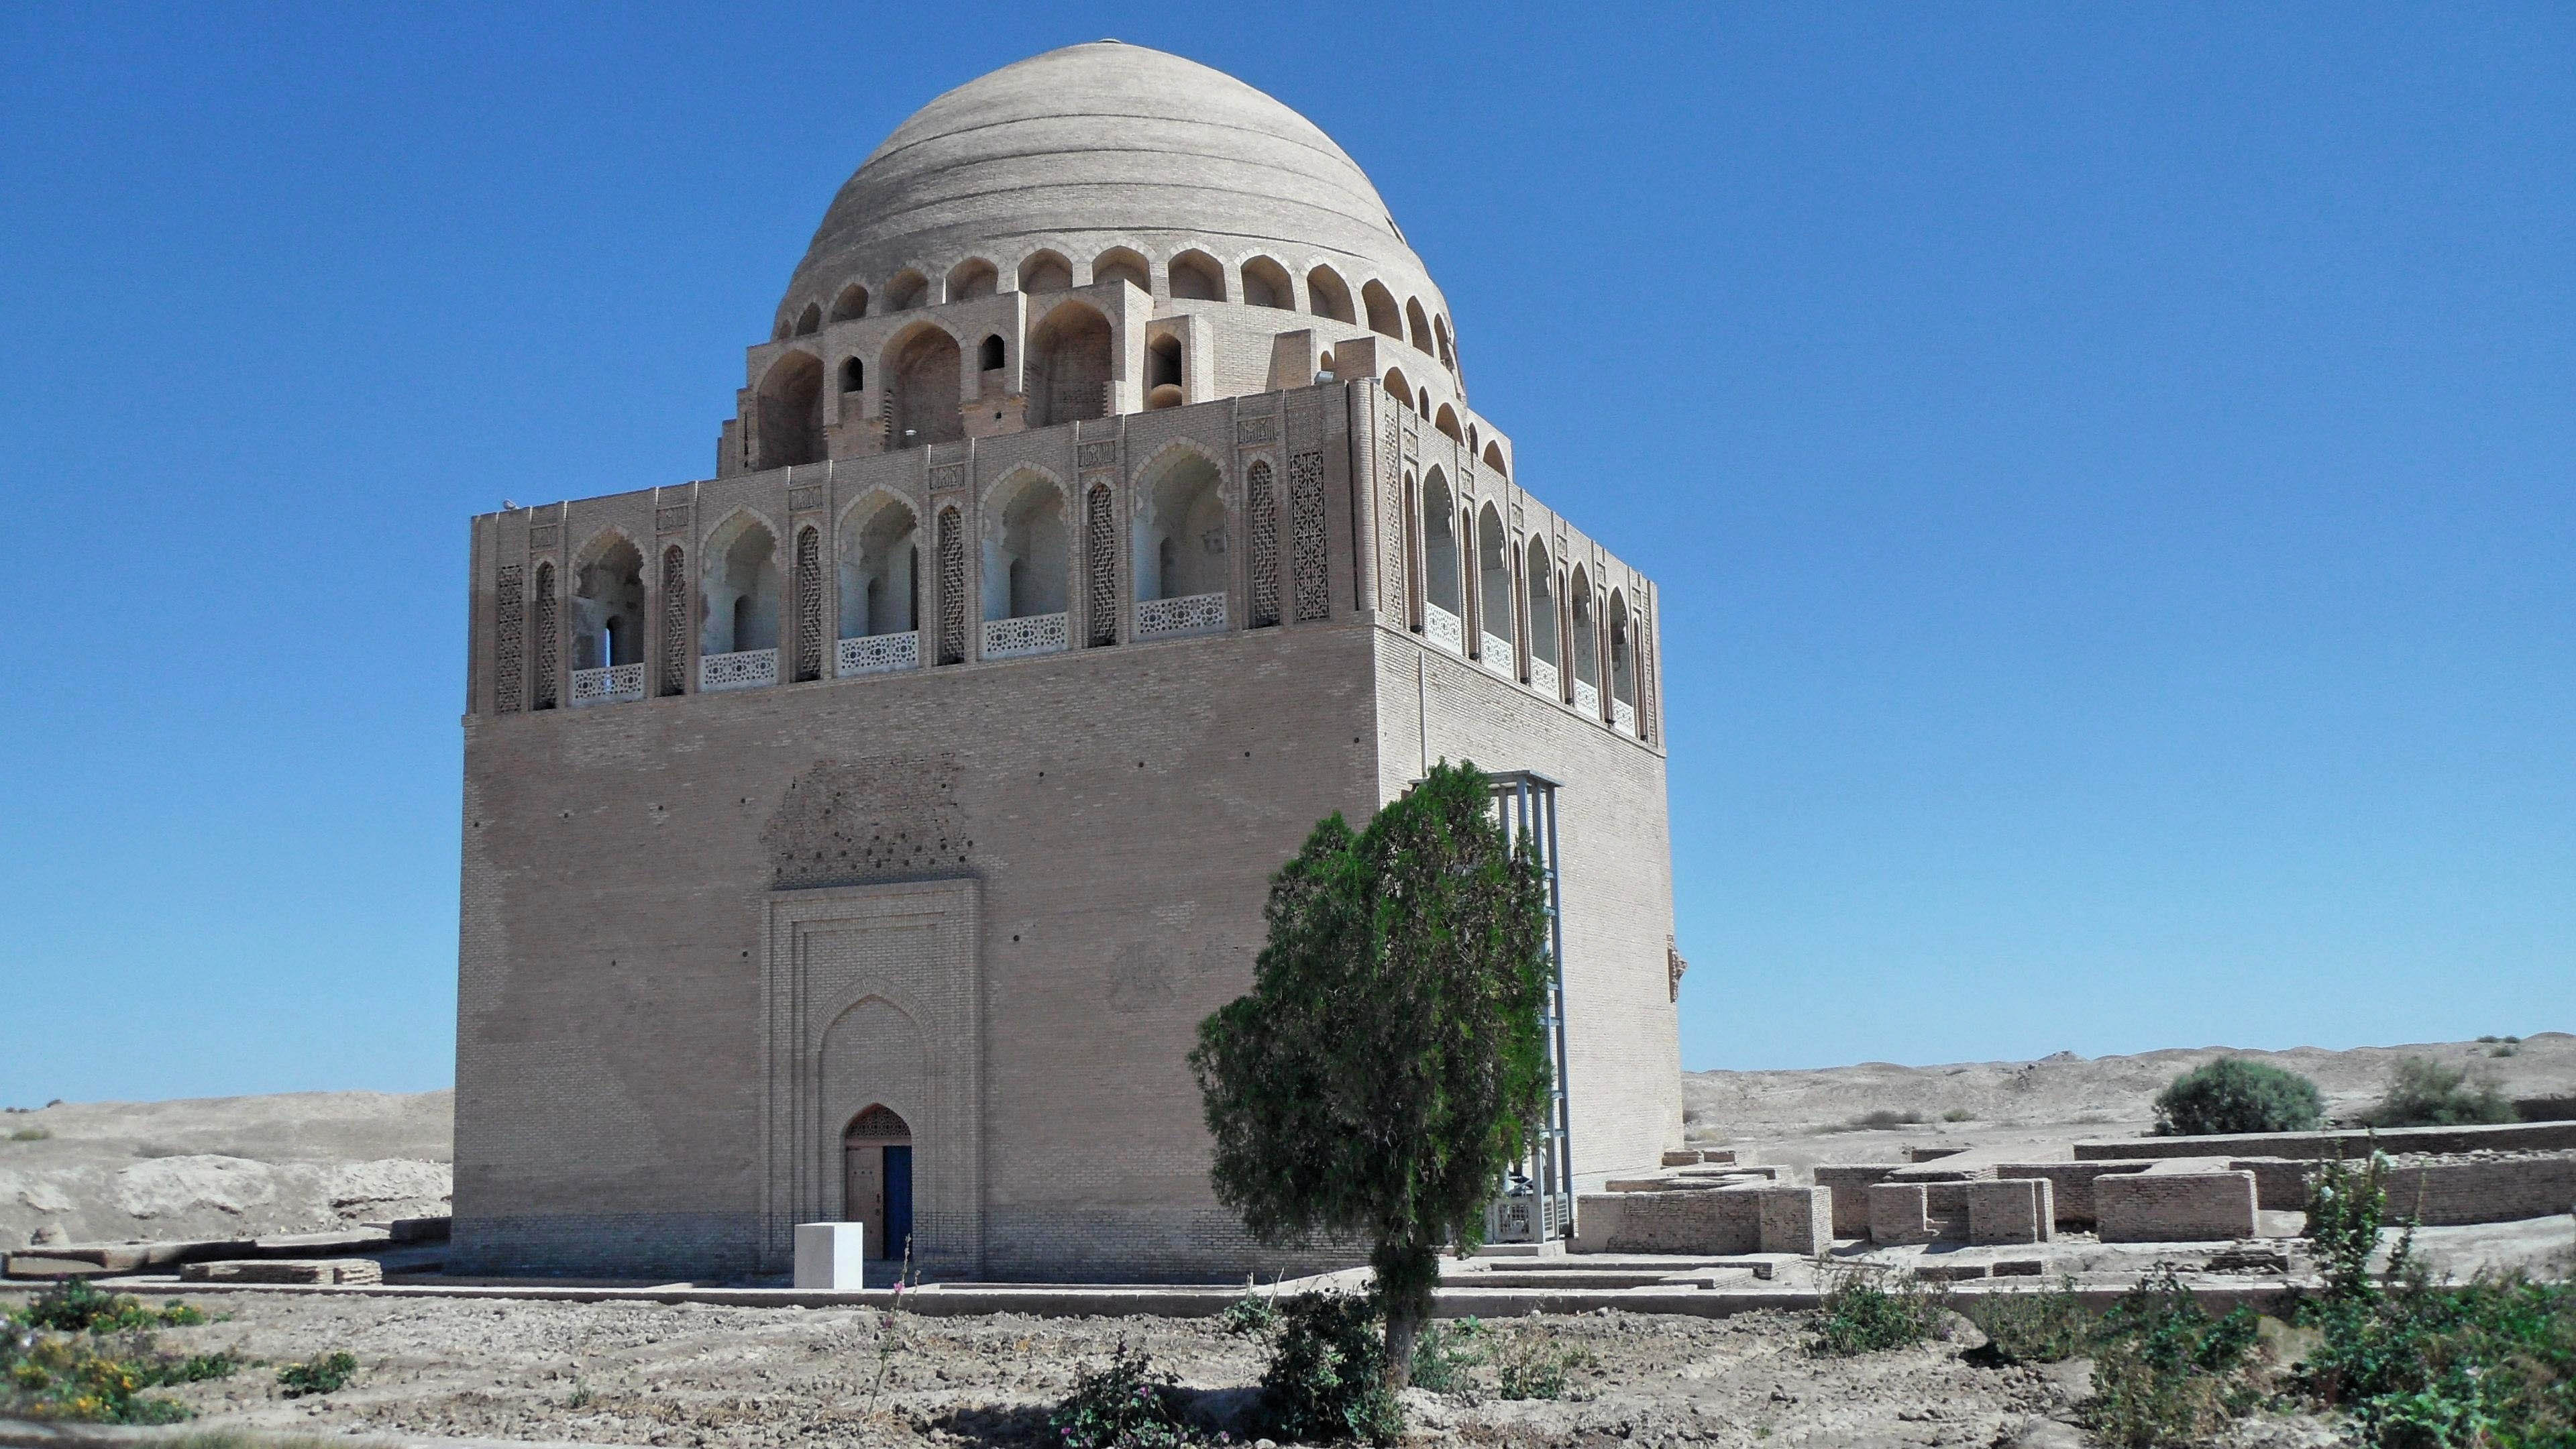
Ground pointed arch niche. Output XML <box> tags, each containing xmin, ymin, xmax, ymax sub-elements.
<box><xmin>836</xmin><ymin>495</ymin><xmax>921</xmax><ymax>676</ymax></box>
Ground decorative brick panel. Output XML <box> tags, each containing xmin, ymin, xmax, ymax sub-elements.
<box><xmin>493</xmin><ymin>564</ymin><xmax>525</xmax><ymax>713</ymax></box>
<box><xmin>1289</xmin><ymin>451</ymin><xmax>1328</xmax><ymax>622</ymax></box>
<box><xmin>1246</xmin><ymin>460</ymin><xmax>1279</xmax><ymax>628</ymax></box>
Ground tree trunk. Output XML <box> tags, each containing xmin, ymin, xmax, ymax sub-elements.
<box><xmin>1374</xmin><ymin>1241</ymin><xmax>1440</xmax><ymax>1391</ymax></box>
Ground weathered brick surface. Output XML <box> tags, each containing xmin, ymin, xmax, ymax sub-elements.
<box><xmin>2073</xmin><ymin>1120</ymin><xmax>2576</xmax><ymax>1162</ymax></box>
<box><xmin>1866</xmin><ymin>1183</ymin><xmax>1935</xmax><ymax>1246</ymax></box>
<box><xmin>1574</xmin><ymin>1185</ymin><xmax>1825</xmax><ymax>1255</ymax></box>
<box><xmin>2223</xmin><ymin>1155</ymin><xmax>2576</xmax><ymax>1224</ymax></box>
<box><xmin>2094</xmin><ymin>1170</ymin><xmax>2259</xmax><ymax>1243</ymax></box>
<box><xmin>1963</xmin><ymin>1178</ymin><xmax>2053</xmax><ymax>1246</ymax></box>
<box><xmin>1995</xmin><ymin>1163</ymin><xmax>2152</xmax><ymax>1227</ymax></box>
<box><xmin>1815</xmin><ymin>1165</ymin><xmax>1903</xmax><ymax>1238</ymax></box>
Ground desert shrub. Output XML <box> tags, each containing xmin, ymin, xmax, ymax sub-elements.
<box><xmin>1216</xmin><ymin>1285</ymin><xmax>1279</xmax><ymax>1338</ymax></box>
<box><xmin>0</xmin><ymin>1315</ymin><xmax>234</xmax><ymax>1424</ymax></box>
<box><xmin>1941</xmin><ymin>1108</ymin><xmax>1977</xmax><ymax>1123</ymax></box>
<box><xmin>2363</xmin><ymin>1057</ymin><xmax>2514</xmax><ymax>1129</ymax></box>
<box><xmin>8</xmin><ymin>1127</ymin><xmax>49</xmax><ymax>1141</ymax></box>
<box><xmin>1823</xmin><ymin>1108</ymin><xmax>1926</xmax><ymax>1133</ymax></box>
<box><xmin>2151</xmin><ymin>1058</ymin><xmax>2324</xmax><ymax>1136</ymax></box>
<box><xmin>11</xmin><ymin>1281</ymin><xmax>201</xmax><ymax>1334</ymax></box>
<box><xmin>276</xmin><ymin>1350</ymin><xmax>357</xmax><ymax>1398</ymax></box>
<box><xmin>1048</xmin><ymin>1340</ymin><xmax>1207</xmax><ymax>1449</ymax></box>
<box><xmin>1960</xmin><ymin>1279</ymin><xmax>2094</xmax><ymax>1364</ymax></box>
<box><xmin>1492</xmin><ymin>1323</ymin><xmax>1593</xmax><ymax>1401</ymax></box>
<box><xmin>2301</xmin><ymin>1270</ymin><xmax>2576</xmax><ymax>1448</ymax></box>
<box><xmin>1407</xmin><ymin>1318</ymin><xmax>1485</xmax><ymax>1393</ymax></box>
<box><xmin>2082</xmin><ymin>1267</ymin><xmax>2262</xmax><ymax>1448</ymax></box>
<box><xmin>1811</xmin><ymin>1268</ymin><xmax>1945</xmax><ymax>1356</ymax></box>
<box><xmin>1259</xmin><ymin>1293</ymin><xmax>1399</xmax><ymax>1443</ymax></box>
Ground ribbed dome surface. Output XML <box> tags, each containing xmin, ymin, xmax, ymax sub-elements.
<box><xmin>781</xmin><ymin>42</ymin><xmax>1439</xmax><ymax>313</ymax></box>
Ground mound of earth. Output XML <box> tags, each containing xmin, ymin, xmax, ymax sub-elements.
<box><xmin>0</xmin><ymin>1089</ymin><xmax>449</xmax><ymax>1248</ymax></box>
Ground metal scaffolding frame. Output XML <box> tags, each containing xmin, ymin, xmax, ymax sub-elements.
<box><xmin>1485</xmin><ymin>769</ymin><xmax>1574</xmax><ymax>1242</ymax></box>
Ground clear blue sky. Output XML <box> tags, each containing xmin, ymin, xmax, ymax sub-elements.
<box><xmin>3</xmin><ymin>3</ymin><xmax>2567</xmax><ymax>1105</ymax></box>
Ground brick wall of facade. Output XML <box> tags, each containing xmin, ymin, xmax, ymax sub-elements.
<box><xmin>456</xmin><ymin>386</ymin><xmax>1678</xmax><ymax>1281</ymax></box>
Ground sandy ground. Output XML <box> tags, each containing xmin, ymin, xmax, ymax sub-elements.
<box><xmin>4</xmin><ymin>1287</ymin><xmax>2098</xmax><ymax>1448</ymax></box>
<box><xmin>0</xmin><ymin>1091</ymin><xmax>451</xmax><ymax>1248</ymax></box>
<box><xmin>5</xmin><ymin>1039</ymin><xmax>2569</xmax><ymax>1445</ymax></box>
<box><xmin>1684</xmin><ymin>1032</ymin><xmax>2576</xmax><ymax>1181</ymax></box>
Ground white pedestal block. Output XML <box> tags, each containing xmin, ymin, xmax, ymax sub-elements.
<box><xmin>794</xmin><ymin>1222</ymin><xmax>868</xmax><ymax>1289</ymax></box>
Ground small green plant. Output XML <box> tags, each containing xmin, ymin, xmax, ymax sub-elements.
<box><xmin>1216</xmin><ymin>1281</ymin><xmax>1279</xmax><ymax>1338</ymax></box>
<box><xmin>8</xmin><ymin>1127</ymin><xmax>49</xmax><ymax>1141</ymax></box>
<box><xmin>2490</xmin><ymin>1042</ymin><xmax>2520</xmax><ymax>1058</ymax></box>
<box><xmin>1048</xmin><ymin>1340</ymin><xmax>1208</xmax><ymax>1449</ymax></box>
<box><xmin>0</xmin><ymin>1302</ymin><xmax>236</xmax><ymax>1424</ymax></box>
<box><xmin>1941</xmin><ymin>1108</ymin><xmax>1976</xmax><ymax>1122</ymax></box>
<box><xmin>1407</xmin><ymin>1318</ymin><xmax>1485</xmax><ymax>1394</ymax></box>
<box><xmin>2305</xmin><ymin>1151</ymin><xmax>2398</xmax><ymax>1305</ymax></box>
<box><xmin>1811</xmin><ymin>1267</ymin><xmax>1945</xmax><ymax>1356</ymax></box>
<box><xmin>11</xmin><ymin>1281</ymin><xmax>203</xmax><ymax>1334</ymax></box>
<box><xmin>1492</xmin><ymin>1322</ymin><xmax>1593</xmax><ymax>1401</ymax></box>
<box><xmin>2363</xmin><ymin>1057</ymin><xmax>2514</xmax><ymax>1128</ymax></box>
<box><xmin>2151</xmin><ymin>1058</ymin><xmax>2324</xmax><ymax>1136</ymax></box>
<box><xmin>1259</xmin><ymin>1293</ymin><xmax>1400</xmax><ymax>1443</ymax></box>
<box><xmin>1959</xmin><ymin>1278</ymin><xmax>2094</xmax><ymax>1364</ymax></box>
<box><xmin>564</xmin><ymin>1381</ymin><xmax>592</xmax><ymax>1409</ymax></box>
<box><xmin>2082</xmin><ymin>1267</ymin><xmax>2263</xmax><ymax>1448</ymax></box>
<box><xmin>275</xmin><ymin>1350</ymin><xmax>357</xmax><ymax>1398</ymax></box>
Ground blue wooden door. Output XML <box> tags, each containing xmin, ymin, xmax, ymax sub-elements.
<box><xmin>883</xmin><ymin>1144</ymin><xmax>913</xmax><ymax>1260</ymax></box>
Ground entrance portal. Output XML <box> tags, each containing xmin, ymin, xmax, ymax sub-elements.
<box><xmin>842</xmin><ymin>1105</ymin><xmax>914</xmax><ymax>1260</ymax></box>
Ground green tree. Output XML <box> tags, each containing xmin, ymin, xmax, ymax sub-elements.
<box><xmin>2151</xmin><ymin>1057</ymin><xmax>2325</xmax><ymax>1136</ymax></box>
<box><xmin>1189</xmin><ymin>760</ymin><xmax>1553</xmax><ymax>1393</ymax></box>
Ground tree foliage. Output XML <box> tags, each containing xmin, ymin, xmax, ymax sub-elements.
<box><xmin>2151</xmin><ymin>1057</ymin><xmax>2325</xmax><ymax>1136</ymax></box>
<box><xmin>1189</xmin><ymin>760</ymin><xmax>1552</xmax><ymax>1397</ymax></box>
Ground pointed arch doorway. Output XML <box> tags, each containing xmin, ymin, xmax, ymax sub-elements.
<box><xmin>843</xmin><ymin>1105</ymin><xmax>913</xmax><ymax>1262</ymax></box>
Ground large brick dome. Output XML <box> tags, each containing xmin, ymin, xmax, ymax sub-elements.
<box><xmin>778</xmin><ymin>42</ymin><xmax>1446</xmax><ymax>335</ymax></box>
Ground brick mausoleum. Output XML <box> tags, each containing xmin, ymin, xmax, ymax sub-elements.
<box><xmin>452</xmin><ymin>42</ymin><xmax>1683</xmax><ymax>1282</ymax></box>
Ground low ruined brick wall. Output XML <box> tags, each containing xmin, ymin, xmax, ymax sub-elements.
<box><xmin>1758</xmin><ymin>1184</ymin><xmax>1832</xmax><ymax>1255</ymax></box>
<box><xmin>1996</xmin><ymin>1163</ymin><xmax>2152</xmax><ymax>1227</ymax></box>
<box><xmin>1816</xmin><ymin>1165</ymin><xmax>1903</xmax><ymax>1238</ymax></box>
<box><xmin>1576</xmin><ymin>1185</ymin><xmax>1827</xmax><ymax>1255</ymax></box>
<box><xmin>2074</xmin><ymin>1120</ymin><xmax>2576</xmax><ymax>1163</ymax></box>
<box><xmin>2336</xmin><ymin>1156</ymin><xmax>2574</xmax><ymax>1226</ymax></box>
<box><xmin>1866</xmin><ymin>1183</ymin><xmax>1935</xmax><ymax>1246</ymax></box>
<box><xmin>2095</xmin><ymin>1170</ymin><xmax>2259</xmax><ymax>1242</ymax></box>
<box><xmin>1964</xmin><ymin>1178</ymin><xmax>2054</xmax><ymax>1246</ymax></box>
